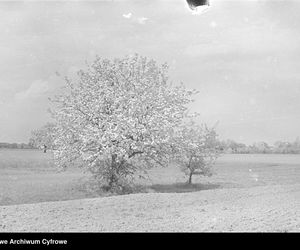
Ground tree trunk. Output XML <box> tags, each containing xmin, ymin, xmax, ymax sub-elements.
<box><xmin>188</xmin><ymin>172</ymin><xmax>193</xmax><ymax>184</ymax></box>
<box><xmin>108</xmin><ymin>174</ymin><xmax>116</xmax><ymax>189</ymax></box>
<box><xmin>187</xmin><ymin>156</ymin><xmax>194</xmax><ymax>185</ymax></box>
<box><xmin>108</xmin><ymin>154</ymin><xmax>118</xmax><ymax>189</ymax></box>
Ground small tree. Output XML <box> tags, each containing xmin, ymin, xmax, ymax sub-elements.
<box><xmin>50</xmin><ymin>54</ymin><xmax>197</xmax><ymax>192</ymax></box>
<box><xmin>172</xmin><ymin>122</ymin><xmax>220</xmax><ymax>184</ymax></box>
<box><xmin>29</xmin><ymin>122</ymin><xmax>56</xmax><ymax>152</ymax></box>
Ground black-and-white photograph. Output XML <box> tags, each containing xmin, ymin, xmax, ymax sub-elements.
<box><xmin>0</xmin><ymin>0</ymin><xmax>299</xmax><ymax>234</ymax></box>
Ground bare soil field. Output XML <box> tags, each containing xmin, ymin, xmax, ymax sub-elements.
<box><xmin>0</xmin><ymin>149</ymin><xmax>299</xmax><ymax>232</ymax></box>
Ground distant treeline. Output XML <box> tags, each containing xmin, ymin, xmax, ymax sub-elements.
<box><xmin>2</xmin><ymin>138</ymin><xmax>300</xmax><ymax>154</ymax></box>
<box><xmin>219</xmin><ymin>138</ymin><xmax>300</xmax><ymax>154</ymax></box>
<box><xmin>0</xmin><ymin>142</ymin><xmax>35</xmax><ymax>149</ymax></box>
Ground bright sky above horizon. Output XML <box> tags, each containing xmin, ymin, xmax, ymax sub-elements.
<box><xmin>0</xmin><ymin>0</ymin><xmax>299</xmax><ymax>144</ymax></box>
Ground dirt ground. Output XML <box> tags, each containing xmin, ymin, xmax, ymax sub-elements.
<box><xmin>0</xmin><ymin>184</ymin><xmax>299</xmax><ymax>232</ymax></box>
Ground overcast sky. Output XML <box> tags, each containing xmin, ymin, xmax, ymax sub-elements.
<box><xmin>0</xmin><ymin>0</ymin><xmax>299</xmax><ymax>144</ymax></box>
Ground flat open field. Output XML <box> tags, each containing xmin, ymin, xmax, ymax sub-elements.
<box><xmin>0</xmin><ymin>149</ymin><xmax>299</xmax><ymax>231</ymax></box>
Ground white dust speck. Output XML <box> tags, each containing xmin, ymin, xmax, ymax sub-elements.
<box><xmin>123</xmin><ymin>13</ymin><xmax>132</xmax><ymax>19</ymax></box>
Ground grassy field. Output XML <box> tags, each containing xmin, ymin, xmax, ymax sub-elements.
<box><xmin>0</xmin><ymin>149</ymin><xmax>299</xmax><ymax>232</ymax></box>
<box><xmin>0</xmin><ymin>149</ymin><xmax>90</xmax><ymax>206</ymax></box>
<box><xmin>0</xmin><ymin>149</ymin><xmax>299</xmax><ymax>206</ymax></box>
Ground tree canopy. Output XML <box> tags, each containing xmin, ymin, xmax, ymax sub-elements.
<box><xmin>50</xmin><ymin>54</ymin><xmax>197</xmax><ymax>191</ymax></box>
<box><xmin>172</xmin><ymin>122</ymin><xmax>219</xmax><ymax>184</ymax></box>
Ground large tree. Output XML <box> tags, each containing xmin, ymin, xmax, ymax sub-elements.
<box><xmin>50</xmin><ymin>54</ymin><xmax>197</xmax><ymax>192</ymax></box>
